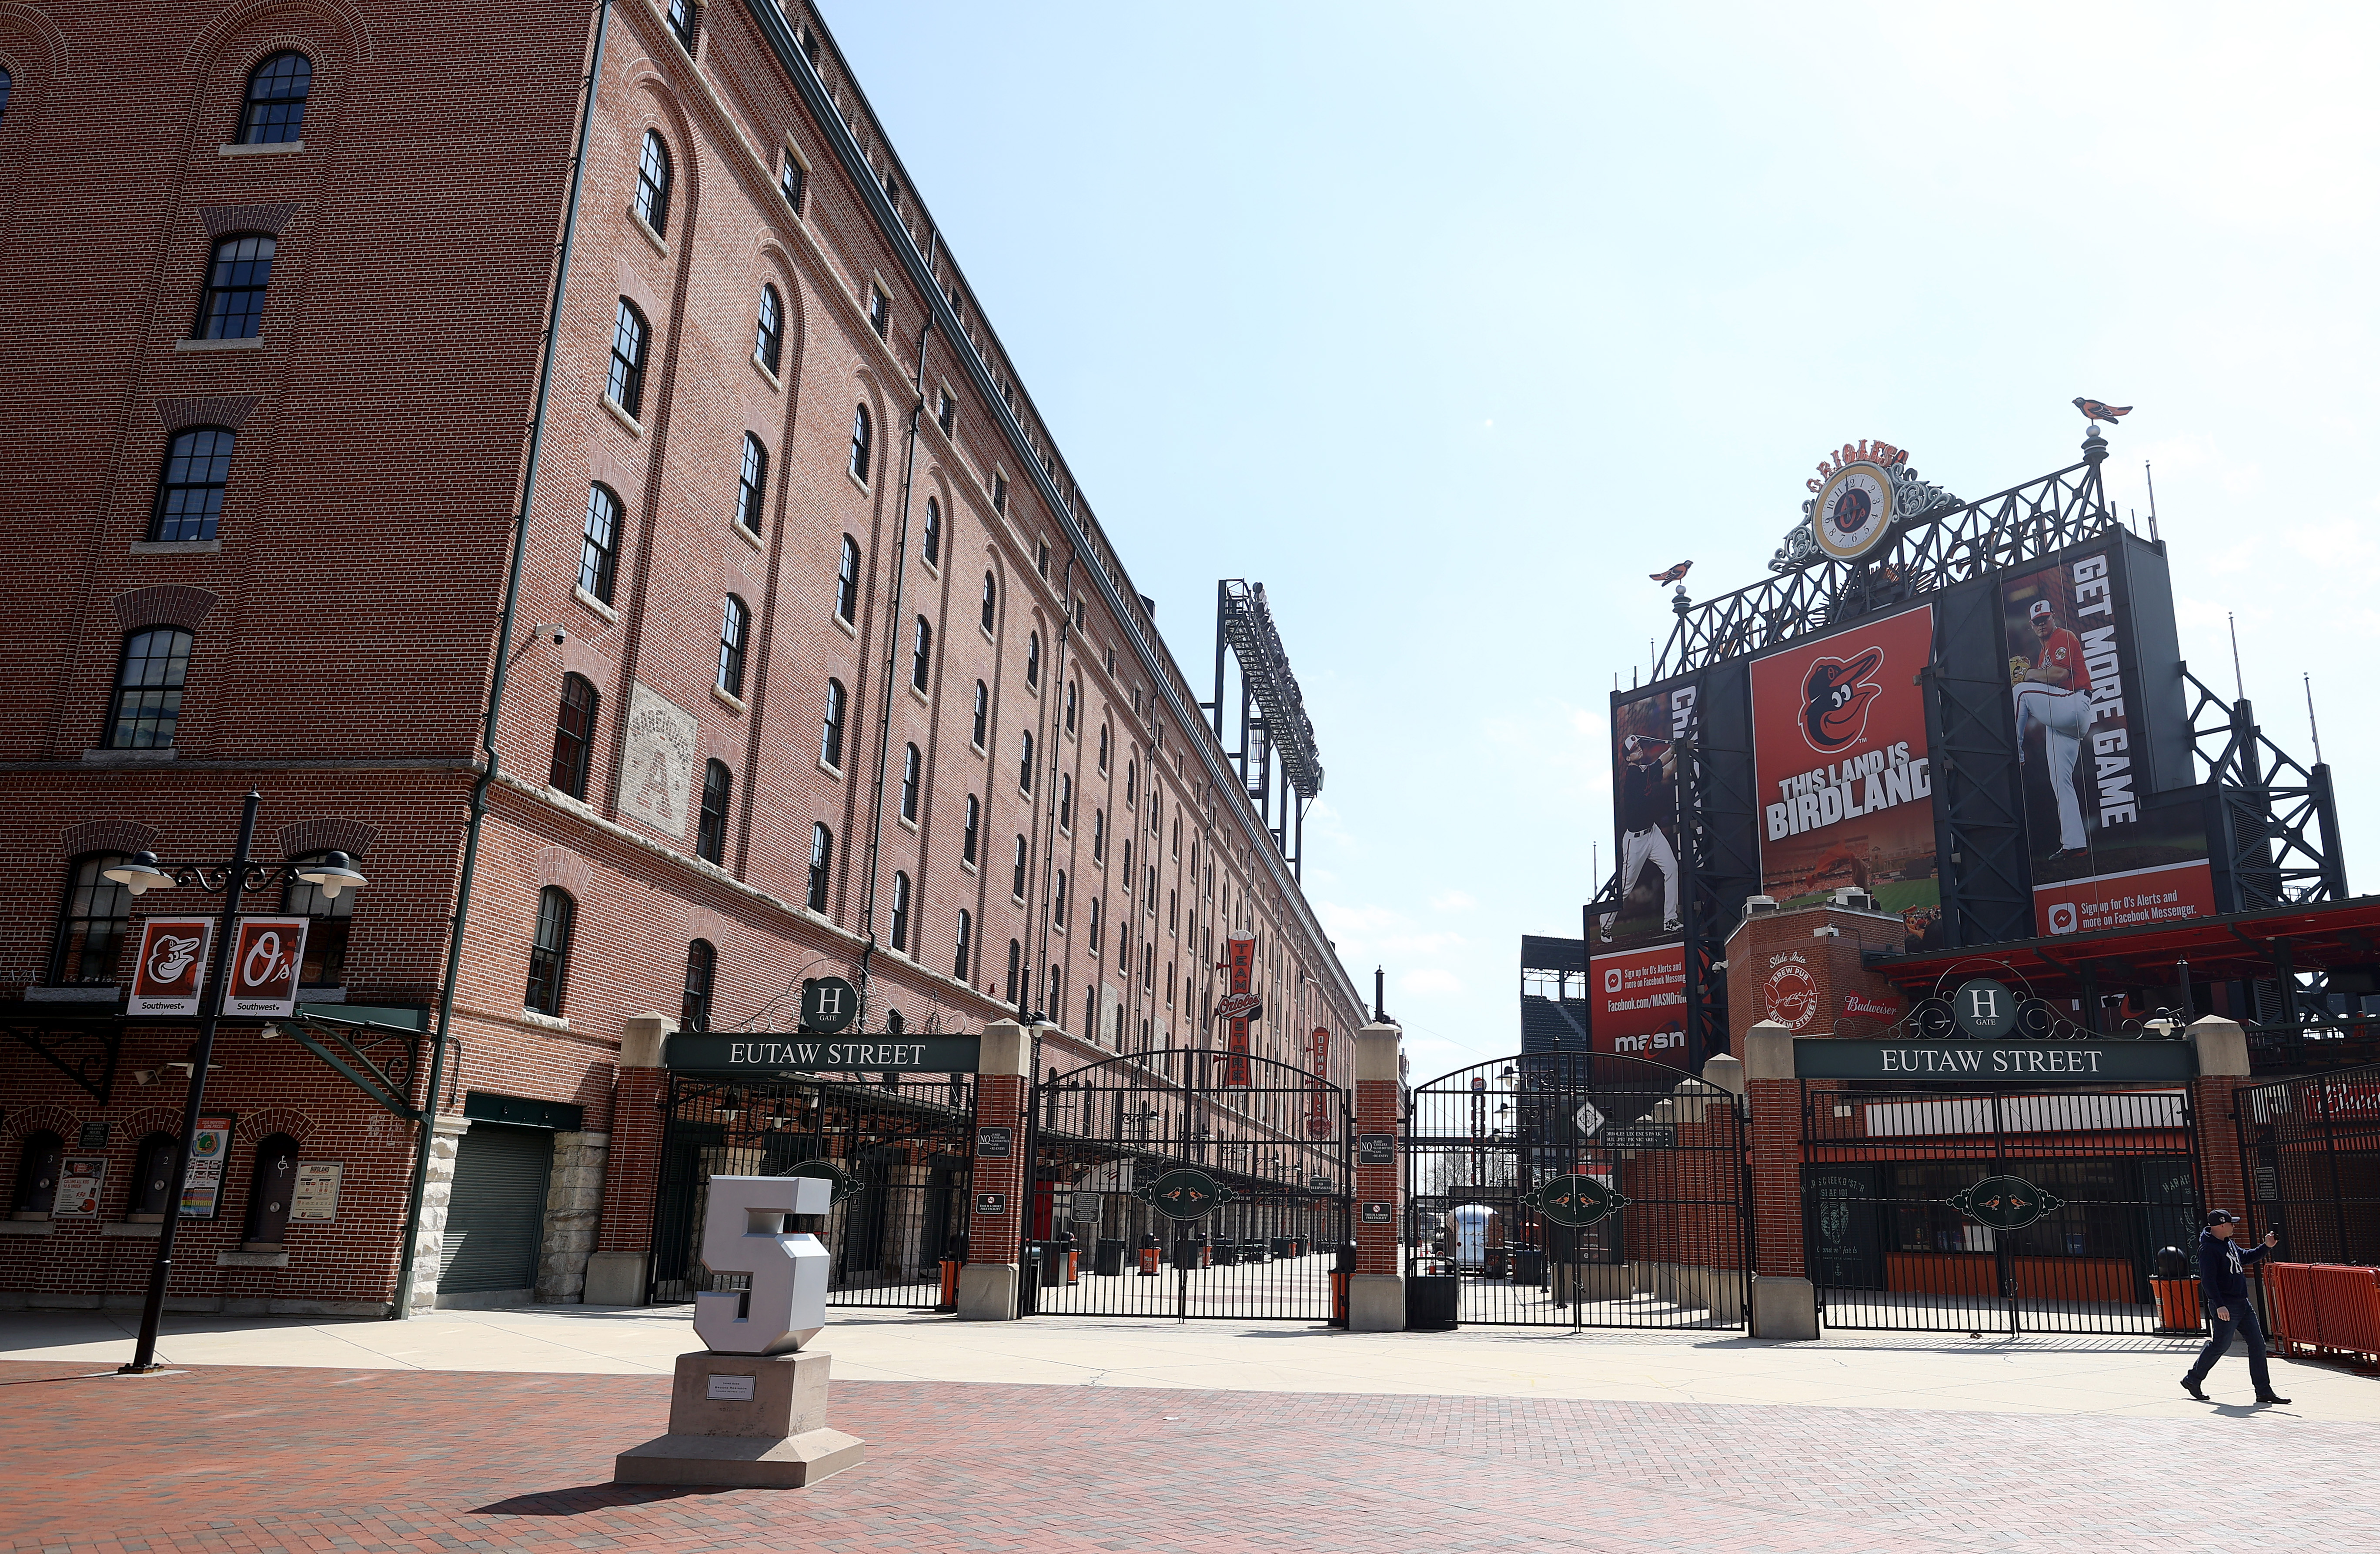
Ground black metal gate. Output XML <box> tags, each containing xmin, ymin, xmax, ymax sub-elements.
<box><xmin>1804</xmin><ymin>1083</ymin><xmax>2202</xmax><ymax>1334</ymax></box>
<box><xmin>1404</xmin><ymin>1053</ymin><xmax>1750</xmax><ymax>1330</ymax></box>
<box><xmin>650</xmin><ymin>1071</ymin><xmax>975</xmax><ymax>1309</ymax></box>
<box><xmin>1023</xmin><ymin>1048</ymin><xmax>1350</xmax><ymax>1321</ymax></box>
<box><xmin>2235</xmin><ymin>1062</ymin><xmax>2380</xmax><ymax>1265</ymax></box>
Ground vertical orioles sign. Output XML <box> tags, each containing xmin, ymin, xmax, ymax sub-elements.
<box><xmin>1749</xmin><ymin>604</ymin><xmax>1939</xmax><ymax>917</ymax></box>
<box><xmin>1305</xmin><ymin>1027</ymin><xmax>1333</xmax><ymax>1137</ymax></box>
<box><xmin>130</xmin><ymin>917</ymin><xmax>214</xmax><ymax>1016</ymax></box>
<box><xmin>227</xmin><ymin>916</ymin><xmax>309</xmax><ymax>1017</ymax></box>
<box><xmin>1217</xmin><ymin>931</ymin><xmax>1259</xmax><ymax>1087</ymax></box>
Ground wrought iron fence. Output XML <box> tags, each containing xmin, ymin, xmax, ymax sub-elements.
<box><xmin>1804</xmin><ymin>1084</ymin><xmax>2202</xmax><ymax>1334</ymax></box>
<box><xmin>1404</xmin><ymin>1053</ymin><xmax>1749</xmax><ymax>1330</ymax></box>
<box><xmin>650</xmin><ymin>1071</ymin><xmax>976</xmax><ymax>1308</ymax></box>
<box><xmin>2236</xmin><ymin>1062</ymin><xmax>2380</xmax><ymax>1266</ymax></box>
<box><xmin>1025</xmin><ymin>1047</ymin><xmax>1350</xmax><ymax>1321</ymax></box>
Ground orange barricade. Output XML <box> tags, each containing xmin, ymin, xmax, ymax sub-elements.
<box><xmin>2263</xmin><ymin>1262</ymin><xmax>2380</xmax><ymax>1371</ymax></box>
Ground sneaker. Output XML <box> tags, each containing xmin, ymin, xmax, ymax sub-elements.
<box><xmin>2256</xmin><ymin>1393</ymin><xmax>2292</xmax><ymax>1405</ymax></box>
<box><xmin>2182</xmin><ymin>1378</ymin><xmax>2208</xmax><ymax>1401</ymax></box>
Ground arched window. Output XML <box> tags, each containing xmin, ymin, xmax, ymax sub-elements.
<box><xmin>1059</xmin><ymin>773</ymin><xmax>1073</xmax><ymax>831</ymax></box>
<box><xmin>682</xmin><ymin>938</ymin><xmax>716</xmax><ymax>1031</ymax></box>
<box><xmin>48</xmin><ymin>854</ymin><xmax>130</xmax><ymax>987</ymax></box>
<box><xmin>0</xmin><ymin>67</ymin><xmax>14</xmax><ymax>123</ymax></box>
<box><xmin>755</xmin><ymin>283</ymin><xmax>783</xmax><ymax>373</ymax></box>
<box><xmin>1097</xmin><ymin>723</ymin><xmax>1110</xmax><ymax>772</ymax></box>
<box><xmin>717</xmin><ymin>595</ymin><xmax>749</xmax><ymax>698</ymax></box>
<box><xmin>1011</xmin><ymin>835</ymin><xmax>1028</xmax><ymax>899</ymax></box>
<box><xmin>962</xmin><ymin>794</ymin><xmax>979</xmax><ymax>865</ymax></box>
<box><xmin>910</xmin><ymin>614</ymin><xmax>933</xmax><ymax>692</ymax></box>
<box><xmin>241</xmin><ymin>1134</ymin><xmax>301</xmax><ymax>1247</ymax></box>
<box><xmin>197</xmin><ymin>235</ymin><xmax>275</xmax><ymax>340</ymax></box>
<box><xmin>1019</xmin><ymin>730</ymin><xmax>1034</xmax><ymax>792</ymax></box>
<box><xmin>953</xmin><ymin>908</ymin><xmax>973</xmax><ymax>980</ymax></box>
<box><xmin>1053</xmin><ymin>870</ymin><xmax>1068</xmax><ymax>927</ymax></box>
<box><xmin>970</xmin><ymin>681</ymin><xmax>988</xmax><ymax>747</ymax></box>
<box><xmin>127</xmin><ymin>1133</ymin><xmax>180</xmax><ymax>1221</ymax></box>
<box><xmin>151</xmin><ymin>426</ymin><xmax>235</xmax><ymax>542</ymax></box>
<box><xmin>848</xmin><ymin>402</ymin><xmax>872</xmax><ymax>483</ymax></box>
<box><xmin>284</xmin><ymin>850</ymin><xmax>358</xmax><ymax>987</ymax></box>
<box><xmin>525</xmin><ymin>886</ymin><xmax>575</xmax><ymax>1015</ymax></box>
<box><xmin>807</xmin><ymin>822</ymin><xmax>833</xmax><ymax>911</ymax></box>
<box><xmin>835</xmin><ymin>535</ymin><xmax>860</xmax><ymax>623</ymax></box>
<box><xmin>1050</xmin><ymin>964</ymin><xmax>1065</xmax><ymax>1021</ymax></box>
<box><xmin>922</xmin><ymin>497</ymin><xmax>941</xmax><ymax>567</ymax></box>
<box><xmin>1025</xmin><ymin>630</ymin><xmax>1041</xmax><ymax>689</ymax></box>
<box><xmin>1085</xmin><ymin>986</ymin><xmax>1099</xmax><ymax>1038</ymax></box>
<box><xmin>10</xmin><ymin>1131</ymin><xmax>63</xmax><ymax>1217</ymax></box>
<box><xmin>980</xmin><ymin>572</ymin><xmax>996</xmax><ymax>633</ymax></box>
<box><xmin>889</xmin><ymin>870</ymin><xmax>911</xmax><ymax>952</ymax></box>
<box><xmin>1066</xmin><ymin>680</ymin><xmax>1077</xmax><ymax>734</ymax></box>
<box><xmin>633</xmin><ymin>129</ymin><xmax>672</xmax><ymax>235</ymax></box>
<box><xmin>900</xmin><ymin>743</ymin><xmax>921</xmax><ymax>821</ymax></box>
<box><xmin>106</xmin><ymin>628</ymin><xmax>194</xmax><ymax>749</ymax></box>
<box><xmin>1126</xmin><ymin>759</ymin><xmax>1137</xmax><ymax>806</ymax></box>
<box><xmin>1090</xmin><ymin>896</ymin><xmax>1103</xmax><ymax>954</ymax></box>
<box><xmin>819</xmin><ymin>677</ymin><xmax>846</xmax><ymax>769</ymax></box>
<box><xmin>607</xmin><ymin>299</ymin><xmax>649</xmax><ymax>416</ymax></box>
<box><xmin>239</xmin><ymin>52</ymin><xmax>311</xmax><ymax>144</ymax></box>
<box><xmin>696</xmin><ymin>758</ymin><xmax>732</xmax><ymax>864</ymax></box>
<box><xmin>1093</xmin><ymin>807</ymin><xmax>1106</xmax><ymax>863</ymax></box>
<box><xmin>1006</xmin><ymin>938</ymin><xmax>1022</xmax><ymax>1003</ymax></box>
<box><xmin>549</xmin><ymin>673</ymin><xmax>598</xmax><ymax>797</ymax></box>
<box><xmin>578</xmin><ymin>483</ymin><xmax>622</xmax><ymax>603</ymax></box>
<box><xmin>735</xmin><ymin>434</ymin><xmax>769</xmax><ymax>534</ymax></box>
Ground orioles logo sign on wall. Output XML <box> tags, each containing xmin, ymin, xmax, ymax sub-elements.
<box><xmin>1219</xmin><ymin>931</ymin><xmax>1258</xmax><ymax>1087</ymax></box>
<box><xmin>130</xmin><ymin>917</ymin><xmax>214</xmax><ymax>1017</ymax></box>
<box><xmin>226</xmin><ymin>916</ymin><xmax>309</xmax><ymax>1018</ymax></box>
<box><xmin>1801</xmin><ymin>647</ymin><xmax>1885</xmax><ymax>752</ymax></box>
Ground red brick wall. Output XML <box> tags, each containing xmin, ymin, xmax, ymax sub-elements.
<box><xmin>966</xmin><ymin>1074</ymin><xmax>1025</xmax><ymax>1266</ymax></box>
<box><xmin>1353</xmin><ymin>1074</ymin><xmax>1400</xmax><ymax>1276</ymax></box>
<box><xmin>0</xmin><ymin>0</ymin><xmax>1363</xmax><ymax>1310</ymax></box>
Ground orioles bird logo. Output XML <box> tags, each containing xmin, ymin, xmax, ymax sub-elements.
<box><xmin>1801</xmin><ymin>647</ymin><xmax>1885</xmax><ymax>751</ymax></box>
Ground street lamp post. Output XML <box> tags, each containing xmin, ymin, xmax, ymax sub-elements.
<box><xmin>105</xmin><ymin>790</ymin><xmax>368</xmax><ymax>1374</ymax></box>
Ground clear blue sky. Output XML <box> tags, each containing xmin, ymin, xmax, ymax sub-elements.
<box><xmin>824</xmin><ymin>2</ymin><xmax>2380</xmax><ymax>1082</ymax></box>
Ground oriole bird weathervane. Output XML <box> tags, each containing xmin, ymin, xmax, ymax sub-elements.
<box><xmin>2073</xmin><ymin>397</ymin><xmax>2131</xmax><ymax>430</ymax></box>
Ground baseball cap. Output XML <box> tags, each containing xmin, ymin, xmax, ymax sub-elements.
<box><xmin>2205</xmin><ymin>1209</ymin><xmax>2240</xmax><ymax>1226</ymax></box>
<box><xmin>2028</xmin><ymin>600</ymin><xmax>2053</xmax><ymax>620</ymax></box>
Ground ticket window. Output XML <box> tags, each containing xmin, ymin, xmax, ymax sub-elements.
<box><xmin>242</xmin><ymin>1134</ymin><xmax>301</xmax><ymax>1250</ymax></box>
<box><xmin>10</xmin><ymin>1131</ymin><xmax>63</xmax><ymax>1220</ymax></box>
<box><xmin>126</xmin><ymin>1132</ymin><xmax>180</xmax><ymax>1222</ymax></box>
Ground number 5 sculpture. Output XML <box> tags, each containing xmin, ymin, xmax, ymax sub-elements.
<box><xmin>695</xmin><ymin>1174</ymin><xmax>832</xmax><ymax>1355</ymax></box>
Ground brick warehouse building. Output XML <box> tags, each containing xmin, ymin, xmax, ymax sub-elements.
<box><xmin>0</xmin><ymin>0</ymin><xmax>1365</xmax><ymax>1317</ymax></box>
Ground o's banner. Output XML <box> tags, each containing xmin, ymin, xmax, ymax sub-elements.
<box><xmin>1221</xmin><ymin>931</ymin><xmax>1257</xmax><ymax>1087</ymax></box>
<box><xmin>227</xmin><ymin>916</ymin><xmax>308</xmax><ymax>1017</ymax></box>
<box><xmin>1749</xmin><ymin>603</ymin><xmax>1939</xmax><ymax>918</ymax></box>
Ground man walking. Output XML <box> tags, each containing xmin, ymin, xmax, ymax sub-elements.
<box><xmin>2182</xmin><ymin>1210</ymin><xmax>2289</xmax><ymax>1405</ymax></box>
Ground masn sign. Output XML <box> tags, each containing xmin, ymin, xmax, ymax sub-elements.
<box><xmin>666</xmin><ymin>1032</ymin><xmax>983</xmax><ymax>1074</ymax></box>
<box><xmin>1794</xmin><ymin>1038</ymin><xmax>2195</xmax><ymax>1083</ymax></box>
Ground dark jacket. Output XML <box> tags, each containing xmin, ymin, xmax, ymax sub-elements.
<box><xmin>2196</xmin><ymin>1228</ymin><xmax>2269</xmax><ymax>1301</ymax></box>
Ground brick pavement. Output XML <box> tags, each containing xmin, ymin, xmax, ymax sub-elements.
<box><xmin>3</xmin><ymin>1359</ymin><xmax>2371</xmax><ymax>1554</ymax></box>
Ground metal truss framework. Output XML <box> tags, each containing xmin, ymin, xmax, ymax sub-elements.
<box><xmin>1655</xmin><ymin>442</ymin><xmax>2116</xmax><ymax>680</ymax></box>
<box><xmin>1210</xmin><ymin>580</ymin><xmax>1325</xmax><ymax>877</ymax></box>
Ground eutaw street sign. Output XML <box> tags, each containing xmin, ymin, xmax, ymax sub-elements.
<box><xmin>666</xmin><ymin>1032</ymin><xmax>983</xmax><ymax>1074</ymax></box>
<box><xmin>1793</xmin><ymin>1038</ymin><xmax>2194</xmax><ymax>1083</ymax></box>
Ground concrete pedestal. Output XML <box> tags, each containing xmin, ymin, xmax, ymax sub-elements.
<box><xmin>614</xmin><ymin>1349</ymin><xmax>865</xmax><ymax>1488</ymax></box>
<box><xmin>1749</xmin><ymin>1275</ymin><xmax>1818</xmax><ymax>1341</ymax></box>
<box><xmin>582</xmin><ymin>1251</ymin><xmax>648</xmax><ymax>1306</ymax></box>
<box><xmin>956</xmin><ymin>1261</ymin><xmax>1018</xmax><ymax>1321</ymax></box>
<box><xmin>1348</xmin><ymin>1273</ymin><xmax>1404</xmax><ymax>1332</ymax></box>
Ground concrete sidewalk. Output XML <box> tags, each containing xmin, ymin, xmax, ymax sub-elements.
<box><xmin>3</xmin><ymin>1302</ymin><xmax>2367</xmax><ymax>1419</ymax></box>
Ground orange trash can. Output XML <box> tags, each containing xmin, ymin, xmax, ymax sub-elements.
<box><xmin>2153</xmin><ymin>1277</ymin><xmax>2201</xmax><ymax>1334</ymax></box>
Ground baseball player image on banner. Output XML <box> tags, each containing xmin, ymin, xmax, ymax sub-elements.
<box><xmin>1598</xmin><ymin>686</ymin><xmax>1694</xmax><ymax>945</ymax></box>
<box><xmin>2001</xmin><ymin>553</ymin><xmax>2216</xmax><ymax>935</ymax></box>
<box><xmin>1748</xmin><ymin>604</ymin><xmax>1940</xmax><ymax>917</ymax></box>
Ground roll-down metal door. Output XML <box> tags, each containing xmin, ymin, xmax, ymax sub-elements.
<box><xmin>438</xmin><ymin>1123</ymin><xmax>552</xmax><ymax>1294</ymax></box>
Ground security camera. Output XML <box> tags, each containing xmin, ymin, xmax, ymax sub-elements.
<box><xmin>133</xmin><ymin>1069</ymin><xmax>157</xmax><ymax>1086</ymax></box>
<box><xmin>530</xmin><ymin>624</ymin><xmax>565</xmax><ymax>647</ymax></box>
<box><xmin>550</xmin><ymin>625</ymin><xmax>566</xmax><ymax>646</ymax></box>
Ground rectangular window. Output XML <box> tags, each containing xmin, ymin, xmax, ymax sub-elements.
<box><xmin>106</xmin><ymin>629</ymin><xmax>194</xmax><ymax>749</ymax></box>
<box><xmin>937</xmin><ymin>389</ymin><xmax>956</xmax><ymax>436</ymax></box>
<box><xmin>869</xmin><ymin>286</ymin><xmax>890</xmax><ymax>340</ymax></box>
<box><xmin>780</xmin><ymin>151</ymin><xmax>806</xmax><ymax>213</ymax></box>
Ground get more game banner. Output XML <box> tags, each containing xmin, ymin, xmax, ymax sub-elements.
<box><xmin>1597</xmin><ymin>683</ymin><xmax>1694</xmax><ymax>948</ymax></box>
<box><xmin>1588</xmin><ymin>942</ymin><xmax>1690</xmax><ymax>1068</ymax></box>
<box><xmin>1999</xmin><ymin>551</ymin><xmax>2214</xmax><ymax>935</ymax></box>
<box><xmin>1749</xmin><ymin>604</ymin><xmax>1940</xmax><ymax>919</ymax></box>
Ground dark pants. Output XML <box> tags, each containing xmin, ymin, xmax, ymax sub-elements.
<box><xmin>2185</xmin><ymin>1295</ymin><xmax>2273</xmax><ymax>1396</ymax></box>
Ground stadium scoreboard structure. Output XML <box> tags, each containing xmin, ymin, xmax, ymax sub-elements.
<box><xmin>1585</xmin><ymin>428</ymin><xmax>2347</xmax><ymax>1069</ymax></box>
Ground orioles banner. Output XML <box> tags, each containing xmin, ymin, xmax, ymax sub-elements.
<box><xmin>1219</xmin><ymin>931</ymin><xmax>1258</xmax><ymax>1087</ymax></box>
<box><xmin>1748</xmin><ymin>603</ymin><xmax>1940</xmax><ymax>920</ymax></box>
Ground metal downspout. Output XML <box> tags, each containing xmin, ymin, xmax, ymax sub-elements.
<box><xmin>391</xmin><ymin>0</ymin><xmax>615</xmax><ymax>1317</ymax></box>
<box><xmin>855</xmin><ymin>321</ymin><xmax>935</xmax><ymax>1024</ymax></box>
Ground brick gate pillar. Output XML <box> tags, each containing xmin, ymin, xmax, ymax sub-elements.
<box><xmin>1349</xmin><ymin>1020</ymin><xmax>1404</xmax><ymax>1333</ymax></box>
<box><xmin>2187</xmin><ymin>1016</ymin><xmax>2255</xmax><ymax>1220</ymax></box>
<box><xmin>958</xmin><ymin>1020</ymin><xmax>1030</xmax><ymax>1321</ymax></box>
<box><xmin>1742</xmin><ymin>1019</ymin><xmax>1817</xmax><ymax>1339</ymax></box>
<box><xmin>585</xmin><ymin>1013</ymin><xmax>674</xmax><ymax>1305</ymax></box>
